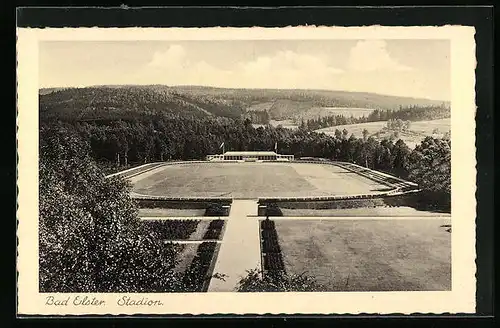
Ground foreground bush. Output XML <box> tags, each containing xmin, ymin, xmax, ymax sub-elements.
<box><xmin>406</xmin><ymin>137</ymin><xmax>451</xmax><ymax>211</ymax></box>
<box><xmin>39</xmin><ymin>125</ymin><xmax>185</xmax><ymax>292</ymax></box>
<box><xmin>237</xmin><ymin>269</ymin><xmax>325</xmax><ymax>292</ymax></box>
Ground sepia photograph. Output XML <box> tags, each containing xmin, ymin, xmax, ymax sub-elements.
<box><xmin>17</xmin><ymin>26</ymin><xmax>477</xmax><ymax>315</ymax></box>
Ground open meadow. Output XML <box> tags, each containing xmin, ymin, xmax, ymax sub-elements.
<box><xmin>316</xmin><ymin>118</ymin><xmax>451</xmax><ymax>149</ymax></box>
<box><xmin>296</xmin><ymin>106</ymin><xmax>376</xmax><ymax>120</ymax></box>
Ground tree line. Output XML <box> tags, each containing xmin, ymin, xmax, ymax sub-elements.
<box><xmin>299</xmin><ymin>114</ymin><xmax>371</xmax><ymax>131</ymax></box>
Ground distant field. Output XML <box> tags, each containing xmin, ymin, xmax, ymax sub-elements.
<box><xmin>316</xmin><ymin>118</ymin><xmax>451</xmax><ymax>149</ymax></box>
<box><xmin>276</xmin><ymin>219</ymin><xmax>451</xmax><ymax>291</ymax></box>
<box><xmin>246</xmin><ymin>101</ymin><xmax>275</xmax><ymax>112</ymax></box>
<box><xmin>409</xmin><ymin>118</ymin><xmax>451</xmax><ymax>135</ymax></box>
<box><xmin>269</xmin><ymin>120</ymin><xmax>299</xmax><ymax>129</ymax></box>
<box><xmin>131</xmin><ymin>162</ymin><xmax>389</xmax><ymax>198</ymax></box>
<box><xmin>297</xmin><ymin>107</ymin><xmax>376</xmax><ymax>120</ymax></box>
<box><xmin>246</xmin><ymin>99</ymin><xmax>377</xmax><ymax>124</ymax></box>
<box><xmin>317</xmin><ymin>121</ymin><xmax>387</xmax><ymax>137</ymax></box>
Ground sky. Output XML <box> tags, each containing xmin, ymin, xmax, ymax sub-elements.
<box><xmin>39</xmin><ymin>39</ymin><xmax>450</xmax><ymax>101</ymax></box>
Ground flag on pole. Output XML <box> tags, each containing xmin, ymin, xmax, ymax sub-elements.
<box><xmin>220</xmin><ymin>142</ymin><xmax>225</xmax><ymax>149</ymax></box>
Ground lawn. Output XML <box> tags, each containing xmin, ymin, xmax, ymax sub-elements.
<box><xmin>131</xmin><ymin>163</ymin><xmax>388</xmax><ymax>198</ymax></box>
<box><xmin>189</xmin><ymin>220</ymin><xmax>213</xmax><ymax>240</ymax></box>
<box><xmin>173</xmin><ymin>244</ymin><xmax>200</xmax><ymax>274</ymax></box>
<box><xmin>275</xmin><ymin>218</ymin><xmax>451</xmax><ymax>291</ymax></box>
<box><xmin>280</xmin><ymin>206</ymin><xmax>452</xmax><ymax>217</ymax></box>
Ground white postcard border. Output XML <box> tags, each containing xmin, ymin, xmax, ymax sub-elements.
<box><xmin>17</xmin><ymin>26</ymin><xmax>477</xmax><ymax>315</ymax></box>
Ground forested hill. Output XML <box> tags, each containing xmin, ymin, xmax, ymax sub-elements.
<box><xmin>39</xmin><ymin>85</ymin><xmax>449</xmax><ymax>122</ymax></box>
<box><xmin>171</xmin><ymin>85</ymin><xmax>447</xmax><ymax>108</ymax></box>
<box><xmin>39</xmin><ymin>86</ymin><xmax>248</xmax><ymax>121</ymax></box>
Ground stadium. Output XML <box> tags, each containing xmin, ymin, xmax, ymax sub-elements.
<box><xmin>109</xmin><ymin>151</ymin><xmax>450</xmax><ymax>293</ymax></box>
<box><xmin>111</xmin><ymin>151</ymin><xmax>418</xmax><ymax>200</ymax></box>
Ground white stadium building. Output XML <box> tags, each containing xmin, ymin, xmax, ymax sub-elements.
<box><xmin>206</xmin><ymin>151</ymin><xmax>294</xmax><ymax>162</ymax></box>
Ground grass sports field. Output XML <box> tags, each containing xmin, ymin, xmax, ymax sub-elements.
<box><xmin>275</xmin><ymin>218</ymin><xmax>451</xmax><ymax>291</ymax></box>
<box><xmin>131</xmin><ymin>162</ymin><xmax>390</xmax><ymax>198</ymax></box>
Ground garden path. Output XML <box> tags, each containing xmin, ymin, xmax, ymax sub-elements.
<box><xmin>207</xmin><ymin>199</ymin><xmax>262</xmax><ymax>292</ymax></box>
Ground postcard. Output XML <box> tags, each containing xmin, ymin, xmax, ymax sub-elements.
<box><xmin>17</xmin><ymin>25</ymin><xmax>476</xmax><ymax>315</ymax></box>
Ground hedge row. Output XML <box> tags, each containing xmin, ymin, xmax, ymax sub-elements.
<box><xmin>204</xmin><ymin>203</ymin><xmax>230</xmax><ymax>216</ymax></box>
<box><xmin>182</xmin><ymin>242</ymin><xmax>218</xmax><ymax>292</ymax></box>
<box><xmin>265</xmin><ymin>203</ymin><xmax>283</xmax><ymax>216</ymax></box>
<box><xmin>260</xmin><ymin>219</ymin><xmax>285</xmax><ymax>274</ymax></box>
<box><xmin>141</xmin><ymin>220</ymin><xmax>200</xmax><ymax>240</ymax></box>
<box><xmin>203</xmin><ymin>219</ymin><xmax>225</xmax><ymax>240</ymax></box>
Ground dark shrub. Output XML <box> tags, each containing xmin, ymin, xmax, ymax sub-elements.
<box><xmin>182</xmin><ymin>242</ymin><xmax>217</xmax><ymax>292</ymax></box>
<box><xmin>141</xmin><ymin>219</ymin><xmax>200</xmax><ymax>240</ymax></box>
<box><xmin>208</xmin><ymin>219</ymin><xmax>225</xmax><ymax>230</ymax></box>
<box><xmin>265</xmin><ymin>203</ymin><xmax>283</xmax><ymax>216</ymax></box>
<box><xmin>260</xmin><ymin>219</ymin><xmax>275</xmax><ymax>230</ymax></box>
<box><xmin>261</xmin><ymin>229</ymin><xmax>278</xmax><ymax>240</ymax></box>
<box><xmin>205</xmin><ymin>203</ymin><xmax>227</xmax><ymax>216</ymax></box>
<box><xmin>237</xmin><ymin>269</ymin><xmax>326</xmax><ymax>292</ymax></box>
<box><xmin>203</xmin><ymin>229</ymin><xmax>221</xmax><ymax>240</ymax></box>
<box><xmin>262</xmin><ymin>238</ymin><xmax>281</xmax><ymax>253</ymax></box>
<box><xmin>203</xmin><ymin>219</ymin><xmax>225</xmax><ymax>240</ymax></box>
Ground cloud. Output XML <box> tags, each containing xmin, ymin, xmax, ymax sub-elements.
<box><xmin>148</xmin><ymin>45</ymin><xmax>187</xmax><ymax>69</ymax></box>
<box><xmin>348</xmin><ymin>40</ymin><xmax>413</xmax><ymax>72</ymax></box>
<box><xmin>143</xmin><ymin>46</ymin><xmax>343</xmax><ymax>89</ymax></box>
<box><xmin>240</xmin><ymin>50</ymin><xmax>343</xmax><ymax>75</ymax></box>
<box><xmin>235</xmin><ymin>51</ymin><xmax>343</xmax><ymax>89</ymax></box>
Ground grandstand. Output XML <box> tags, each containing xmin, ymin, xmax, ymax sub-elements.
<box><xmin>206</xmin><ymin>151</ymin><xmax>294</xmax><ymax>161</ymax></box>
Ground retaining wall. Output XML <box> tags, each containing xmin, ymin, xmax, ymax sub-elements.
<box><xmin>106</xmin><ymin>162</ymin><xmax>164</xmax><ymax>179</ymax></box>
<box><xmin>135</xmin><ymin>198</ymin><xmax>233</xmax><ymax>209</ymax></box>
<box><xmin>260</xmin><ymin>198</ymin><xmax>387</xmax><ymax>210</ymax></box>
